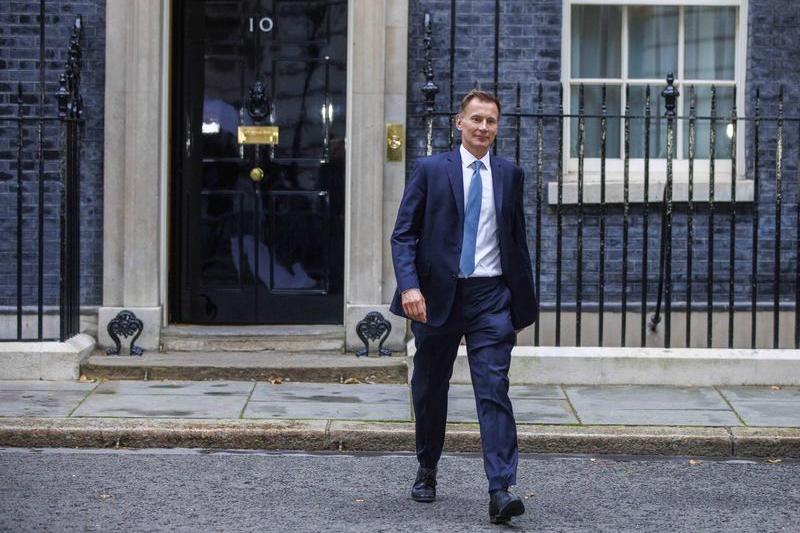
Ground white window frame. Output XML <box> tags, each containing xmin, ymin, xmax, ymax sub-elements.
<box><xmin>555</xmin><ymin>0</ymin><xmax>750</xmax><ymax>204</ymax></box>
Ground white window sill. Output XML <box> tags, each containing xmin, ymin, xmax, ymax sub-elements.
<box><xmin>547</xmin><ymin>158</ymin><xmax>754</xmax><ymax>205</ymax></box>
<box><xmin>547</xmin><ymin>176</ymin><xmax>754</xmax><ymax>205</ymax></box>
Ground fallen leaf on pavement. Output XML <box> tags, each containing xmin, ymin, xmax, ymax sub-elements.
<box><xmin>766</xmin><ymin>458</ymin><xmax>782</xmax><ymax>464</ymax></box>
<box><xmin>524</xmin><ymin>492</ymin><xmax>535</xmax><ymax>499</ymax></box>
<box><xmin>355</xmin><ymin>499</ymin><xmax>365</xmax><ymax>503</ymax></box>
<box><xmin>97</xmin><ymin>493</ymin><xmax>112</xmax><ymax>501</ymax></box>
<box><xmin>589</xmin><ymin>458</ymin><xmax>597</xmax><ymax>463</ymax></box>
<box><xmin>269</xmin><ymin>378</ymin><xmax>283</xmax><ymax>385</ymax></box>
<box><xmin>770</xmin><ymin>385</ymin><xmax>782</xmax><ymax>391</ymax></box>
<box><xmin>689</xmin><ymin>459</ymin><xmax>702</xmax><ymax>466</ymax></box>
<box><xmin>343</xmin><ymin>377</ymin><xmax>361</xmax><ymax>384</ymax></box>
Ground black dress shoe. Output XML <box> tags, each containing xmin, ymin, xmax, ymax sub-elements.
<box><xmin>411</xmin><ymin>466</ymin><xmax>437</xmax><ymax>502</ymax></box>
<box><xmin>489</xmin><ymin>489</ymin><xmax>525</xmax><ymax>524</ymax></box>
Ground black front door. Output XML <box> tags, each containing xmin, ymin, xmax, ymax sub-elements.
<box><xmin>172</xmin><ymin>0</ymin><xmax>346</xmax><ymax>324</ymax></box>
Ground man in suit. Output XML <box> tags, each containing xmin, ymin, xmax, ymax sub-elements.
<box><xmin>390</xmin><ymin>90</ymin><xmax>537</xmax><ymax>524</ymax></box>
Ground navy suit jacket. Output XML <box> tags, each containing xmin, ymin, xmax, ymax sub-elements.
<box><xmin>390</xmin><ymin>148</ymin><xmax>538</xmax><ymax>330</ymax></box>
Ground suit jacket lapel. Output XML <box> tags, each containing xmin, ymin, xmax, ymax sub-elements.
<box><xmin>446</xmin><ymin>149</ymin><xmax>464</xmax><ymax>221</ymax></box>
<box><xmin>490</xmin><ymin>155</ymin><xmax>504</xmax><ymax>224</ymax></box>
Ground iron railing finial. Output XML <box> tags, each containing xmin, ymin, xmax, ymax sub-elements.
<box><xmin>421</xmin><ymin>13</ymin><xmax>439</xmax><ymax>114</ymax></box>
<box><xmin>57</xmin><ymin>16</ymin><xmax>83</xmax><ymax>119</ymax></box>
<box><xmin>421</xmin><ymin>13</ymin><xmax>439</xmax><ymax>156</ymax></box>
<box><xmin>661</xmin><ymin>73</ymin><xmax>679</xmax><ymax>118</ymax></box>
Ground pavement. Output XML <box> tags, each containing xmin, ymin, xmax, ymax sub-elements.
<box><xmin>1</xmin><ymin>380</ymin><xmax>800</xmax><ymax>457</ymax></box>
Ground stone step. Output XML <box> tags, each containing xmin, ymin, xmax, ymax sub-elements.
<box><xmin>159</xmin><ymin>325</ymin><xmax>345</xmax><ymax>353</ymax></box>
<box><xmin>81</xmin><ymin>350</ymin><xmax>407</xmax><ymax>383</ymax></box>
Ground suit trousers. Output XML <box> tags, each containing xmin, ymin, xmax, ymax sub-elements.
<box><xmin>410</xmin><ymin>276</ymin><xmax>518</xmax><ymax>492</ymax></box>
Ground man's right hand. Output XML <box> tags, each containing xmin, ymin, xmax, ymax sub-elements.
<box><xmin>401</xmin><ymin>288</ymin><xmax>427</xmax><ymax>323</ymax></box>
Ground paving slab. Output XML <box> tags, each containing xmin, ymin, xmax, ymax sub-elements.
<box><xmin>244</xmin><ymin>400</ymin><xmax>410</xmax><ymax>421</ymax></box>
<box><xmin>725</xmin><ymin>402</ymin><xmax>800</xmax><ymax>427</ymax></box>
<box><xmin>573</xmin><ymin>408</ymin><xmax>742</xmax><ymax>427</ymax></box>
<box><xmin>446</xmin><ymin>397</ymin><xmax>578</xmax><ymax>424</ymax></box>
<box><xmin>0</xmin><ymin>381</ymin><xmax>97</xmax><ymax>392</ymax></box>
<box><xmin>71</xmin><ymin>392</ymin><xmax>248</xmax><ymax>419</ymax></box>
<box><xmin>718</xmin><ymin>387</ymin><xmax>800</xmax><ymax>427</ymax></box>
<box><xmin>510</xmin><ymin>385</ymin><xmax>567</xmax><ymax>399</ymax></box>
<box><xmin>92</xmin><ymin>380</ymin><xmax>254</xmax><ymax>396</ymax></box>
<box><xmin>0</xmin><ymin>390</ymin><xmax>88</xmax><ymax>418</ymax></box>
<box><xmin>250</xmin><ymin>383</ymin><xmax>408</xmax><ymax>404</ymax></box>
<box><xmin>718</xmin><ymin>386</ymin><xmax>800</xmax><ymax>401</ymax></box>
<box><xmin>566</xmin><ymin>385</ymin><xmax>732</xmax><ymax>408</ymax></box>
<box><xmin>447</xmin><ymin>384</ymin><xmax>565</xmax><ymax>400</ymax></box>
<box><xmin>565</xmin><ymin>385</ymin><xmax>741</xmax><ymax>426</ymax></box>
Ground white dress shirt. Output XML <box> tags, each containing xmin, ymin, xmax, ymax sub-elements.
<box><xmin>459</xmin><ymin>145</ymin><xmax>502</xmax><ymax>277</ymax></box>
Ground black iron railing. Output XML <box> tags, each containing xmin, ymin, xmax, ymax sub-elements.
<box><xmin>413</xmin><ymin>13</ymin><xmax>799</xmax><ymax>350</ymax></box>
<box><xmin>0</xmin><ymin>8</ymin><xmax>83</xmax><ymax>342</ymax></box>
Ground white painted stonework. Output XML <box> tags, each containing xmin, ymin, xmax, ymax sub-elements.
<box><xmin>100</xmin><ymin>0</ymin><xmax>167</xmax><ymax>351</ymax></box>
<box><xmin>407</xmin><ymin>341</ymin><xmax>800</xmax><ymax>386</ymax></box>
<box><xmin>98</xmin><ymin>307</ymin><xmax>162</xmax><ymax>353</ymax></box>
<box><xmin>344</xmin><ymin>0</ymin><xmax>410</xmax><ymax>351</ymax></box>
<box><xmin>0</xmin><ymin>334</ymin><xmax>95</xmax><ymax>380</ymax></box>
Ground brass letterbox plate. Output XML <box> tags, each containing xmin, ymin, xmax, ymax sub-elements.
<box><xmin>386</xmin><ymin>123</ymin><xmax>404</xmax><ymax>162</ymax></box>
<box><xmin>238</xmin><ymin>126</ymin><xmax>279</xmax><ymax>145</ymax></box>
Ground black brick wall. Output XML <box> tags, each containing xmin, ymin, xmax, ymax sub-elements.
<box><xmin>0</xmin><ymin>0</ymin><xmax>104</xmax><ymax>307</ymax></box>
<box><xmin>744</xmin><ymin>0</ymin><xmax>800</xmax><ymax>306</ymax></box>
<box><xmin>407</xmin><ymin>0</ymin><xmax>800</xmax><ymax>314</ymax></box>
<box><xmin>1</xmin><ymin>0</ymin><xmax>798</xmax><ymax>333</ymax></box>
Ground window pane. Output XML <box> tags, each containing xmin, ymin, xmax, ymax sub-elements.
<box><xmin>628</xmin><ymin>85</ymin><xmax>668</xmax><ymax>159</ymax></box>
<box><xmin>570</xmin><ymin>85</ymin><xmax>621</xmax><ymax>158</ymax></box>
<box><xmin>628</xmin><ymin>7</ymin><xmax>678</xmax><ymax>80</ymax></box>
<box><xmin>685</xmin><ymin>7</ymin><xmax>736</xmax><ymax>80</ymax></box>
<box><xmin>683</xmin><ymin>86</ymin><xmax>735</xmax><ymax>159</ymax></box>
<box><xmin>571</xmin><ymin>6</ymin><xmax>622</xmax><ymax>78</ymax></box>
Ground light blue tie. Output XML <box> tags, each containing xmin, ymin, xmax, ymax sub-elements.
<box><xmin>459</xmin><ymin>160</ymin><xmax>483</xmax><ymax>277</ymax></box>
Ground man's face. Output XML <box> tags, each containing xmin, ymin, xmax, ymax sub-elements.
<box><xmin>455</xmin><ymin>98</ymin><xmax>499</xmax><ymax>158</ymax></box>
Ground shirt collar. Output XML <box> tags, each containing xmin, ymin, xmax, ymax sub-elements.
<box><xmin>460</xmin><ymin>145</ymin><xmax>490</xmax><ymax>170</ymax></box>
